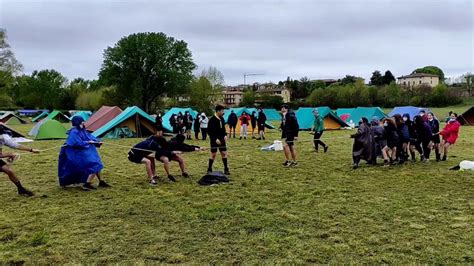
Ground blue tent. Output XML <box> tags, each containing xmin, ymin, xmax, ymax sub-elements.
<box><xmin>70</xmin><ymin>111</ymin><xmax>92</xmax><ymax>121</ymax></box>
<box><xmin>162</xmin><ymin>107</ymin><xmax>198</xmax><ymax>132</ymax></box>
<box><xmin>92</xmin><ymin>106</ymin><xmax>156</xmax><ymax>138</ymax></box>
<box><xmin>263</xmin><ymin>108</ymin><xmax>282</xmax><ymax>121</ymax></box>
<box><xmin>388</xmin><ymin>106</ymin><xmax>430</xmax><ymax>120</ymax></box>
<box><xmin>295</xmin><ymin>107</ymin><xmax>348</xmax><ymax>130</ymax></box>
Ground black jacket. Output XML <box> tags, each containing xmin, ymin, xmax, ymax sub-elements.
<box><xmin>208</xmin><ymin>115</ymin><xmax>227</xmax><ymax>140</ymax></box>
<box><xmin>257</xmin><ymin>111</ymin><xmax>267</xmax><ymax>126</ymax></box>
<box><xmin>228</xmin><ymin>113</ymin><xmax>238</xmax><ymax>126</ymax></box>
<box><xmin>281</xmin><ymin>111</ymin><xmax>299</xmax><ymax>137</ymax></box>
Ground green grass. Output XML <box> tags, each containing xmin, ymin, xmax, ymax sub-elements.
<box><xmin>0</xmin><ymin>106</ymin><xmax>473</xmax><ymax>264</ymax></box>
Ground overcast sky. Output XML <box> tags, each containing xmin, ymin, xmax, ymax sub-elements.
<box><xmin>1</xmin><ymin>0</ymin><xmax>472</xmax><ymax>85</ymax></box>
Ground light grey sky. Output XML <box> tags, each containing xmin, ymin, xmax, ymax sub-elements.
<box><xmin>1</xmin><ymin>0</ymin><xmax>473</xmax><ymax>85</ymax></box>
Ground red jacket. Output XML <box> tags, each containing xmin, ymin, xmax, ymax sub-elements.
<box><xmin>440</xmin><ymin>120</ymin><xmax>461</xmax><ymax>144</ymax></box>
<box><xmin>239</xmin><ymin>114</ymin><xmax>250</xmax><ymax>125</ymax></box>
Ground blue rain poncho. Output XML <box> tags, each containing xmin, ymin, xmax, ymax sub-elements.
<box><xmin>58</xmin><ymin>116</ymin><xmax>104</xmax><ymax>186</ymax></box>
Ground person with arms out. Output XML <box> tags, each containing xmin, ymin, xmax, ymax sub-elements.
<box><xmin>128</xmin><ymin>135</ymin><xmax>169</xmax><ymax>185</ymax></box>
<box><xmin>311</xmin><ymin>108</ymin><xmax>328</xmax><ymax>153</ymax></box>
<box><xmin>207</xmin><ymin>105</ymin><xmax>230</xmax><ymax>175</ymax></box>
<box><xmin>0</xmin><ymin>125</ymin><xmax>39</xmax><ymax>196</ymax></box>
<box><xmin>227</xmin><ymin>110</ymin><xmax>238</xmax><ymax>139</ymax></box>
<box><xmin>199</xmin><ymin>113</ymin><xmax>209</xmax><ymax>140</ymax></box>
<box><xmin>439</xmin><ymin>113</ymin><xmax>461</xmax><ymax>161</ymax></box>
<box><xmin>239</xmin><ymin>111</ymin><xmax>250</xmax><ymax>140</ymax></box>
<box><xmin>351</xmin><ymin>117</ymin><xmax>373</xmax><ymax>169</ymax></box>
<box><xmin>427</xmin><ymin>112</ymin><xmax>441</xmax><ymax>161</ymax></box>
<box><xmin>58</xmin><ymin>116</ymin><xmax>110</xmax><ymax>191</ymax></box>
<box><xmin>280</xmin><ymin>104</ymin><xmax>299</xmax><ymax>167</ymax></box>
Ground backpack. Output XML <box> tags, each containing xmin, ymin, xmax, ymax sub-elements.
<box><xmin>198</xmin><ymin>171</ymin><xmax>230</xmax><ymax>186</ymax></box>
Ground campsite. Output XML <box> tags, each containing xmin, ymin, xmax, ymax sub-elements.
<box><xmin>0</xmin><ymin>104</ymin><xmax>472</xmax><ymax>264</ymax></box>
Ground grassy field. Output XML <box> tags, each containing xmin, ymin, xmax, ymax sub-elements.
<box><xmin>0</xmin><ymin>106</ymin><xmax>473</xmax><ymax>264</ymax></box>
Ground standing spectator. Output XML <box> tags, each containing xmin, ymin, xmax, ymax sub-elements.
<box><xmin>311</xmin><ymin>108</ymin><xmax>328</xmax><ymax>153</ymax></box>
<box><xmin>207</xmin><ymin>105</ymin><xmax>230</xmax><ymax>175</ymax></box>
<box><xmin>199</xmin><ymin>112</ymin><xmax>209</xmax><ymax>140</ymax></box>
<box><xmin>427</xmin><ymin>112</ymin><xmax>441</xmax><ymax>161</ymax></box>
<box><xmin>250</xmin><ymin>111</ymin><xmax>257</xmax><ymax>139</ymax></box>
<box><xmin>351</xmin><ymin>117</ymin><xmax>372</xmax><ymax>169</ymax></box>
<box><xmin>193</xmin><ymin>113</ymin><xmax>201</xmax><ymax>140</ymax></box>
<box><xmin>170</xmin><ymin>114</ymin><xmax>179</xmax><ymax>135</ymax></box>
<box><xmin>177</xmin><ymin>112</ymin><xmax>185</xmax><ymax>135</ymax></box>
<box><xmin>155</xmin><ymin>113</ymin><xmax>163</xmax><ymax>137</ymax></box>
<box><xmin>239</xmin><ymin>111</ymin><xmax>250</xmax><ymax>140</ymax></box>
<box><xmin>257</xmin><ymin>107</ymin><xmax>267</xmax><ymax>140</ymax></box>
<box><xmin>227</xmin><ymin>110</ymin><xmax>238</xmax><ymax>138</ymax></box>
<box><xmin>440</xmin><ymin>113</ymin><xmax>461</xmax><ymax>161</ymax></box>
<box><xmin>183</xmin><ymin>111</ymin><xmax>193</xmax><ymax>140</ymax></box>
<box><xmin>280</xmin><ymin>104</ymin><xmax>299</xmax><ymax>167</ymax></box>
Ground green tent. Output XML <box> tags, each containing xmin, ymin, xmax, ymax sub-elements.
<box><xmin>162</xmin><ymin>107</ymin><xmax>198</xmax><ymax>132</ymax></box>
<box><xmin>336</xmin><ymin>107</ymin><xmax>386</xmax><ymax>125</ymax></box>
<box><xmin>103</xmin><ymin>127</ymin><xmax>135</xmax><ymax>138</ymax></box>
<box><xmin>263</xmin><ymin>108</ymin><xmax>282</xmax><ymax>121</ymax></box>
<box><xmin>295</xmin><ymin>107</ymin><xmax>348</xmax><ymax>130</ymax></box>
<box><xmin>93</xmin><ymin>106</ymin><xmax>156</xmax><ymax>138</ymax></box>
<box><xmin>28</xmin><ymin>119</ymin><xmax>67</xmax><ymax>140</ymax></box>
<box><xmin>32</xmin><ymin>111</ymin><xmax>49</xmax><ymax>122</ymax></box>
<box><xmin>47</xmin><ymin>111</ymin><xmax>70</xmax><ymax>123</ymax></box>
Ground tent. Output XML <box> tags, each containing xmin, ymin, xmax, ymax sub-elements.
<box><xmin>162</xmin><ymin>107</ymin><xmax>198</xmax><ymax>132</ymax></box>
<box><xmin>0</xmin><ymin>111</ymin><xmax>28</xmax><ymax>125</ymax></box>
<box><xmin>263</xmin><ymin>108</ymin><xmax>282</xmax><ymax>121</ymax></box>
<box><xmin>336</xmin><ymin>107</ymin><xmax>387</xmax><ymax>125</ymax></box>
<box><xmin>223</xmin><ymin>107</ymin><xmax>275</xmax><ymax>132</ymax></box>
<box><xmin>71</xmin><ymin>111</ymin><xmax>92</xmax><ymax>122</ymax></box>
<box><xmin>388</xmin><ymin>106</ymin><xmax>430</xmax><ymax>120</ymax></box>
<box><xmin>32</xmin><ymin>111</ymin><xmax>49</xmax><ymax>122</ymax></box>
<box><xmin>0</xmin><ymin>123</ymin><xmax>26</xmax><ymax>137</ymax></box>
<box><xmin>92</xmin><ymin>106</ymin><xmax>156</xmax><ymax>138</ymax></box>
<box><xmin>28</xmin><ymin>119</ymin><xmax>67</xmax><ymax>140</ymax></box>
<box><xmin>46</xmin><ymin>111</ymin><xmax>70</xmax><ymax>123</ymax></box>
<box><xmin>457</xmin><ymin>107</ymin><xmax>474</xmax><ymax>126</ymax></box>
<box><xmin>295</xmin><ymin>107</ymin><xmax>348</xmax><ymax>130</ymax></box>
<box><xmin>84</xmin><ymin>106</ymin><xmax>123</xmax><ymax>132</ymax></box>
<box><xmin>17</xmin><ymin>109</ymin><xmax>46</xmax><ymax>117</ymax></box>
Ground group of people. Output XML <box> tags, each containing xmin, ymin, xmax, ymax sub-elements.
<box><xmin>167</xmin><ymin>111</ymin><xmax>209</xmax><ymax>141</ymax></box>
<box><xmin>1</xmin><ymin>104</ymin><xmax>464</xmax><ymax>196</ymax></box>
<box><xmin>351</xmin><ymin>110</ymin><xmax>461</xmax><ymax>169</ymax></box>
<box><xmin>227</xmin><ymin>108</ymin><xmax>267</xmax><ymax>140</ymax></box>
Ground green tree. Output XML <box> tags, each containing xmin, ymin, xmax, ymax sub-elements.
<box><xmin>412</xmin><ymin>66</ymin><xmax>445</xmax><ymax>81</ymax></box>
<box><xmin>340</xmin><ymin>75</ymin><xmax>363</xmax><ymax>85</ymax></box>
<box><xmin>16</xmin><ymin>70</ymin><xmax>67</xmax><ymax>109</ymax></box>
<box><xmin>370</xmin><ymin>70</ymin><xmax>383</xmax><ymax>86</ymax></box>
<box><xmin>383</xmin><ymin>70</ymin><xmax>395</xmax><ymax>85</ymax></box>
<box><xmin>188</xmin><ymin>76</ymin><xmax>213</xmax><ymax>113</ymax></box>
<box><xmin>99</xmin><ymin>32</ymin><xmax>196</xmax><ymax>112</ymax></box>
<box><xmin>0</xmin><ymin>29</ymin><xmax>23</xmax><ymax>91</ymax></box>
<box><xmin>240</xmin><ymin>90</ymin><xmax>256</xmax><ymax>107</ymax></box>
<box><xmin>200</xmin><ymin>66</ymin><xmax>225</xmax><ymax>89</ymax></box>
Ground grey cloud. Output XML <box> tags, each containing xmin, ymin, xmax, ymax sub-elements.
<box><xmin>0</xmin><ymin>0</ymin><xmax>472</xmax><ymax>85</ymax></box>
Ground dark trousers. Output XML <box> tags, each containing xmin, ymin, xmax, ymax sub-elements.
<box><xmin>201</xmin><ymin>128</ymin><xmax>207</xmax><ymax>140</ymax></box>
<box><xmin>421</xmin><ymin>139</ymin><xmax>431</xmax><ymax>159</ymax></box>
<box><xmin>313</xmin><ymin>132</ymin><xmax>326</xmax><ymax>150</ymax></box>
<box><xmin>194</xmin><ymin>130</ymin><xmax>199</xmax><ymax>139</ymax></box>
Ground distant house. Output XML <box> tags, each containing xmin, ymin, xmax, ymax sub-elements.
<box><xmin>223</xmin><ymin>86</ymin><xmax>245</xmax><ymax>107</ymax></box>
<box><xmin>256</xmin><ymin>87</ymin><xmax>291</xmax><ymax>103</ymax></box>
<box><xmin>397</xmin><ymin>73</ymin><xmax>440</xmax><ymax>88</ymax></box>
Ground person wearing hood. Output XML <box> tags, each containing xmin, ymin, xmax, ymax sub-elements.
<box><xmin>350</xmin><ymin>117</ymin><xmax>372</xmax><ymax>169</ymax></box>
<box><xmin>199</xmin><ymin>113</ymin><xmax>208</xmax><ymax>140</ymax></box>
<box><xmin>0</xmin><ymin>125</ymin><xmax>39</xmax><ymax>196</ymax></box>
<box><xmin>58</xmin><ymin>116</ymin><xmax>110</xmax><ymax>190</ymax></box>
<box><xmin>440</xmin><ymin>112</ymin><xmax>461</xmax><ymax>161</ymax></box>
<box><xmin>413</xmin><ymin>115</ymin><xmax>432</xmax><ymax>162</ymax></box>
<box><xmin>257</xmin><ymin>107</ymin><xmax>267</xmax><ymax>140</ymax></box>
<box><xmin>369</xmin><ymin>117</ymin><xmax>384</xmax><ymax>165</ymax></box>
<box><xmin>427</xmin><ymin>112</ymin><xmax>441</xmax><ymax>161</ymax></box>
<box><xmin>311</xmin><ymin>108</ymin><xmax>329</xmax><ymax>153</ymax></box>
